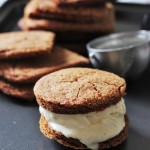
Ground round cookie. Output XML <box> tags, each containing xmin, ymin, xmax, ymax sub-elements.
<box><xmin>34</xmin><ymin>68</ymin><xmax>126</xmax><ymax>114</ymax></box>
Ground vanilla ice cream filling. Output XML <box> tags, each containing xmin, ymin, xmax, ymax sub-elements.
<box><xmin>39</xmin><ymin>98</ymin><xmax>126</xmax><ymax>150</ymax></box>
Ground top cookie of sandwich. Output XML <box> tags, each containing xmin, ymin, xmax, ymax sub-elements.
<box><xmin>34</xmin><ymin>68</ymin><xmax>126</xmax><ymax>114</ymax></box>
<box><xmin>0</xmin><ymin>31</ymin><xmax>55</xmax><ymax>60</ymax></box>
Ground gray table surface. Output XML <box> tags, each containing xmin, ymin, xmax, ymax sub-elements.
<box><xmin>1</xmin><ymin>72</ymin><xmax>150</xmax><ymax>150</ymax></box>
<box><xmin>0</xmin><ymin>4</ymin><xmax>150</xmax><ymax>150</ymax></box>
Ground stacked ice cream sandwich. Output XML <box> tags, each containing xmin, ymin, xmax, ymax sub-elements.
<box><xmin>23</xmin><ymin>0</ymin><xmax>115</xmax><ymax>55</ymax></box>
<box><xmin>34</xmin><ymin>68</ymin><xmax>128</xmax><ymax>149</ymax></box>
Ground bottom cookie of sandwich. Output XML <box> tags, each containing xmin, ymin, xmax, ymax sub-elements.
<box><xmin>39</xmin><ymin>115</ymin><xmax>128</xmax><ymax>149</ymax></box>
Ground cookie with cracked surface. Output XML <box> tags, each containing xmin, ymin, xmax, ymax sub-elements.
<box><xmin>0</xmin><ymin>79</ymin><xmax>34</xmax><ymax>101</ymax></box>
<box><xmin>0</xmin><ymin>47</ymin><xmax>89</xmax><ymax>83</ymax></box>
<box><xmin>40</xmin><ymin>115</ymin><xmax>128</xmax><ymax>149</ymax></box>
<box><xmin>0</xmin><ymin>31</ymin><xmax>55</xmax><ymax>60</ymax></box>
<box><xmin>34</xmin><ymin>68</ymin><xmax>126</xmax><ymax>114</ymax></box>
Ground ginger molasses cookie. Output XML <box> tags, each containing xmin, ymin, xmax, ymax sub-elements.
<box><xmin>0</xmin><ymin>31</ymin><xmax>55</xmax><ymax>60</ymax></box>
<box><xmin>24</xmin><ymin>0</ymin><xmax>114</xmax><ymax>23</ymax></box>
<box><xmin>0</xmin><ymin>47</ymin><xmax>89</xmax><ymax>83</ymax></box>
<box><xmin>0</xmin><ymin>79</ymin><xmax>34</xmax><ymax>101</ymax></box>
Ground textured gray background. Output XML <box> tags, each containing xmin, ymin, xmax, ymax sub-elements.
<box><xmin>0</xmin><ymin>1</ymin><xmax>150</xmax><ymax>150</ymax></box>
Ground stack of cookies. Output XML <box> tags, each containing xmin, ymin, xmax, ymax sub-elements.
<box><xmin>0</xmin><ymin>31</ymin><xmax>89</xmax><ymax>101</ymax></box>
<box><xmin>22</xmin><ymin>0</ymin><xmax>115</xmax><ymax>55</ymax></box>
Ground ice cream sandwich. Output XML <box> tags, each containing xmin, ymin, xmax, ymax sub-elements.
<box><xmin>34</xmin><ymin>68</ymin><xmax>128</xmax><ymax>149</ymax></box>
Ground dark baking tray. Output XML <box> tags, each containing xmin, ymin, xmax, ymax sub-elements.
<box><xmin>0</xmin><ymin>1</ymin><xmax>150</xmax><ymax>150</ymax></box>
